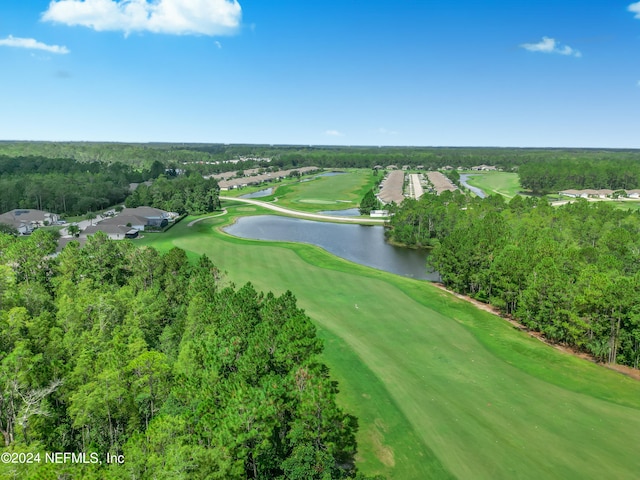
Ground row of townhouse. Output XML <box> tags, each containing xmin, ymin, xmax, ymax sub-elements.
<box><xmin>559</xmin><ymin>189</ymin><xmax>640</xmax><ymax>199</ymax></box>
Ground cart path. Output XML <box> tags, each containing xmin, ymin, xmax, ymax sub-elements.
<box><xmin>220</xmin><ymin>196</ymin><xmax>387</xmax><ymax>224</ymax></box>
<box><xmin>188</xmin><ymin>209</ymin><xmax>228</xmax><ymax>227</ymax></box>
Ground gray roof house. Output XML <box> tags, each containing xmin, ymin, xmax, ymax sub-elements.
<box><xmin>80</xmin><ymin>206</ymin><xmax>174</xmax><ymax>240</ymax></box>
<box><xmin>82</xmin><ymin>224</ymin><xmax>139</xmax><ymax>240</ymax></box>
<box><xmin>0</xmin><ymin>209</ymin><xmax>59</xmax><ymax>234</ymax></box>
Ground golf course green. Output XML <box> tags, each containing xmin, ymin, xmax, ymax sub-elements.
<box><xmin>138</xmin><ymin>204</ymin><xmax>640</xmax><ymax>480</ymax></box>
<box><xmin>268</xmin><ymin>169</ymin><xmax>375</xmax><ymax>212</ymax></box>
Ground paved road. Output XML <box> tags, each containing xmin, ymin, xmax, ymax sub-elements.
<box><xmin>409</xmin><ymin>174</ymin><xmax>424</xmax><ymax>199</ymax></box>
<box><xmin>220</xmin><ymin>196</ymin><xmax>387</xmax><ymax>224</ymax></box>
<box><xmin>59</xmin><ymin>215</ymin><xmax>105</xmax><ymax>237</ymax></box>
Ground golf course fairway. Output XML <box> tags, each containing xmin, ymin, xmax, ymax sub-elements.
<box><xmin>138</xmin><ymin>210</ymin><xmax>640</xmax><ymax>479</ymax></box>
<box><xmin>464</xmin><ymin>172</ymin><xmax>522</xmax><ymax>199</ymax></box>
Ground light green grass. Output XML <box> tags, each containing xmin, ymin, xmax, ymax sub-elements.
<box><xmin>137</xmin><ymin>212</ymin><xmax>640</xmax><ymax>479</ymax></box>
<box><xmin>273</xmin><ymin>169</ymin><xmax>375</xmax><ymax>212</ymax></box>
<box><xmin>610</xmin><ymin>200</ymin><xmax>640</xmax><ymax>211</ymax></box>
<box><xmin>465</xmin><ymin>172</ymin><xmax>523</xmax><ymax>199</ymax></box>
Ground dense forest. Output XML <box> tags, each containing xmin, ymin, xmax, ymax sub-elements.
<box><xmin>387</xmin><ymin>193</ymin><xmax>640</xmax><ymax>368</ymax></box>
<box><xmin>0</xmin><ymin>155</ymin><xmax>220</xmax><ymax>217</ymax></box>
<box><xmin>0</xmin><ymin>232</ymin><xmax>376</xmax><ymax>479</ymax></box>
<box><xmin>0</xmin><ymin>156</ymin><xmax>147</xmax><ymax>216</ymax></box>
<box><xmin>3</xmin><ymin>142</ymin><xmax>640</xmax><ymax>175</ymax></box>
<box><xmin>125</xmin><ymin>175</ymin><xmax>221</xmax><ymax>215</ymax></box>
<box><xmin>519</xmin><ymin>158</ymin><xmax>640</xmax><ymax>193</ymax></box>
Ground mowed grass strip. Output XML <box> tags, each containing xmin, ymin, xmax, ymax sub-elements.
<box><xmin>138</xmin><ymin>216</ymin><xmax>640</xmax><ymax>480</ymax></box>
<box><xmin>274</xmin><ymin>169</ymin><xmax>375</xmax><ymax>212</ymax></box>
<box><xmin>465</xmin><ymin>172</ymin><xmax>523</xmax><ymax>198</ymax></box>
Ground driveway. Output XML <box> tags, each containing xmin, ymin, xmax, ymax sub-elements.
<box><xmin>59</xmin><ymin>214</ymin><xmax>105</xmax><ymax>237</ymax></box>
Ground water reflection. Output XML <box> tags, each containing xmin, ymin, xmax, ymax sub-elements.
<box><xmin>459</xmin><ymin>174</ymin><xmax>486</xmax><ymax>198</ymax></box>
<box><xmin>239</xmin><ymin>187</ymin><xmax>273</xmax><ymax>199</ymax></box>
<box><xmin>224</xmin><ymin>215</ymin><xmax>438</xmax><ymax>280</ymax></box>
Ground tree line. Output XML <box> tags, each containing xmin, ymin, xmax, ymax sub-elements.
<box><xmin>4</xmin><ymin>142</ymin><xmax>640</xmax><ymax>176</ymax></box>
<box><xmin>519</xmin><ymin>158</ymin><xmax>640</xmax><ymax>193</ymax></box>
<box><xmin>387</xmin><ymin>193</ymin><xmax>640</xmax><ymax>368</ymax></box>
<box><xmin>0</xmin><ymin>232</ymin><xmax>380</xmax><ymax>479</ymax></box>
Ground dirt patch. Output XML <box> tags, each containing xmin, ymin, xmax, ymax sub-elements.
<box><xmin>369</xmin><ymin>421</ymin><xmax>395</xmax><ymax>468</ymax></box>
<box><xmin>430</xmin><ymin>283</ymin><xmax>640</xmax><ymax>382</ymax></box>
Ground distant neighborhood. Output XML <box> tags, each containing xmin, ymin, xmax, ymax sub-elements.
<box><xmin>559</xmin><ymin>189</ymin><xmax>640</xmax><ymax>199</ymax></box>
<box><xmin>206</xmin><ymin>166</ymin><xmax>319</xmax><ymax>190</ymax></box>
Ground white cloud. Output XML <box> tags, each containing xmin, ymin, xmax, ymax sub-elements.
<box><xmin>520</xmin><ymin>36</ymin><xmax>581</xmax><ymax>57</ymax></box>
<box><xmin>378</xmin><ymin>127</ymin><xmax>397</xmax><ymax>135</ymax></box>
<box><xmin>214</xmin><ymin>40</ymin><xmax>222</xmax><ymax>49</ymax></box>
<box><xmin>629</xmin><ymin>2</ymin><xmax>640</xmax><ymax>18</ymax></box>
<box><xmin>325</xmin><ymin>130</ymin><xmax>344</xmax><ymax>137</ymax></box>
<box><xmin>0</xmin><ymin>35</ymin><xmax>70</xmax><ymax>54</ymax></box>
<box><xmin>42</xmin><ymin>0</ymin><xmax>242</xmax><ymax>36</ymax></box>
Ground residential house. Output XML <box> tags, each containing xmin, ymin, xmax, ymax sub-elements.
<box><xmin>0</xmin><ymin>209</ymin><xmax>59</xmax><ymax>234</ymax></box>
<box><xmin>80</xmin><ymin>206</ymin><xmax>175</xmax><ymax>240</ymax></box>
<box><xmin>559</xmin><ymin>189</ymin><xmax>614</xmax><ymax>199</ymax></box>
<box><xmin>471</xmin><ymin>165</ymin><xmax>497</xmax><ymax>171</ymax></box>
<box><xmin>559</xmin><ymin>189</ymin><xmax>587</xmax><ymax>198</ymax></box>
<box><xmin>627</xmin><ymin>189</ymin><xmax>640</xmax><ymax>199</ymax></box>
<box><xmin>82</xmin><ymin>224</ymin><xmax>139</xmax><ymax>240</ymax></box>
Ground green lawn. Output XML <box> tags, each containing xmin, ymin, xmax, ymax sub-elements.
<box><xmin>138</xmin><ymin>210</ymin><xmax>640</xmax><ymax>479</ymax></box>
<box><xmin>271</xmin><ymin>169</ymin><xmax>376</xmax><ymax>212</ymax></box>
<box><xmin>610</xmin><ymin>200</ymin><xmax>640</xmax><ymax>211</ymax></box>
<box><xmin>464</xmin><ymin>172</ymin><xmax>523</xmax><ymax>198</ymax></box>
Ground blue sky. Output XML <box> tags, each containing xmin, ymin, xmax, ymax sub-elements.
<box><xmin>1</xmin><ymin>1</ymin><xmax>640</xmax><ymax>147</ymax></box>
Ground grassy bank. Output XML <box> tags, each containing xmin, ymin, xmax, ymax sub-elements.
<box><xmin>137</xmin><ymin>210</ymin><xmax>640</xmax><ymax>479</ymax></box>
<box><xmin>464</xmin><ymin>171</ymin><xmax>523</xmax><ymax>198</ymax></box>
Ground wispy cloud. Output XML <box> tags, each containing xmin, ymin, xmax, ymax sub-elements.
<box><xmin>0</xmin><ymin>35</ymin><xmax>70</xmax><ymax>54</ymax></box>
<box><xmin>629</xmin><ymin>2</ymin><xmax>640</xmax><ymax>19</ymax></box>
<box><xmin>325</xmin><ymin>130</ymin><xmax>344</xmax><ymax>137</ymax></box>
<box><xmin>42</xmin><ymin>0</ymin><xmax>242</xmax><ymax>36</ymax></box>
<box><xmin>520</xmin><ymin>36</ymin><xmax>581</xmax><ymax>57</ymax></box>
<box><xmin>378</xmin><ymin>127</ymin><xmax>398</xmax><ymax>135</ymax></box>
<box><xmin>214</xmin><ymin>41</ymin><xmax>222</xmax><ymax>49</ymax></box>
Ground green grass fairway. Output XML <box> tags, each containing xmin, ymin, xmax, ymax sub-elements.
<box><xmin>465</xmin><ymin>172</ymin><xmax>523</xmax><ymax>198</ymax></box>
<box><xmin>610</xmin><ymin>200</ymin><xmax>640</xmax><ymax>211</ymax></box>
<box><xmin>273</xmin><ymin>169</ymin><xmax>375</xmax><ymax>212</ymax></box>
<box><xmin>138</xmin><ymin>212</ymin><xmax>640</xmax><ymax>479</ymax></box>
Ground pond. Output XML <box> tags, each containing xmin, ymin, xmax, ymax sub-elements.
<box><xmin>316</xmin><ymin>171</ymin><xmax>347</xmax><ymax>177</ymax></box>
<box><xmin>224</xmin><ymin>215</ymin><xmax>438</xmax><ymax>281</ymax></box>
<box><xmin>459</xmin><ymin>174</ymin><xmax>487</xmax><ymax>198</ymax></box>
<box><xmin>239</xmin><ymin>187</ymin><xmax>273</xmax><ymax>199</ymax></box>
